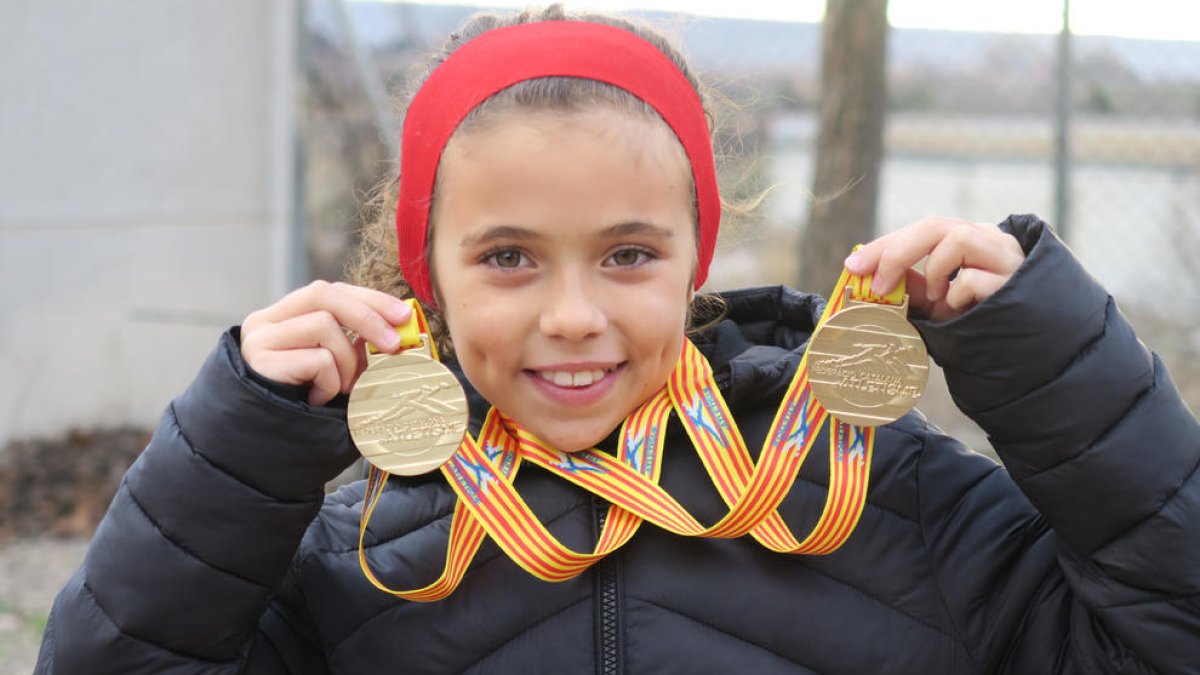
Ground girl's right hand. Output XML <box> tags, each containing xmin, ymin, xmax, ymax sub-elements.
<box><xmin>240</xmin><ymin>281</ymin><xmax>413</xmax><ymax>406</ymax></box>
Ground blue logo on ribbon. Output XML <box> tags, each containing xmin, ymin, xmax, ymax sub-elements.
<box><xmin>553</xmin><ymin>452</ymin><xmax>604</xmax><ymax>474</ymax></box>
<box><xmin>625</xmin><ymin>432</ymin><xmax>646</xmax><ymax>473</ymax></box>
<box><xmin>683</xmin><ymin>397</ymin><xmax>722</xmax><ymax>444</ymax></box>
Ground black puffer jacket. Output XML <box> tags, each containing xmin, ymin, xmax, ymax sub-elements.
<box><xmin>36</xmin><ymin>216</ymin><xmax>1200</xmax><ymax>674</ymax></box>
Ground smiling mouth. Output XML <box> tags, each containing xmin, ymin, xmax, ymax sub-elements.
<box><xmin>532</xmin><ymin>365</ymin><xmax>620</xmax><ymax>388</ymax></box>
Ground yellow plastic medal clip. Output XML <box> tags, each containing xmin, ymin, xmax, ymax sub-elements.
<box><xmin>367</xmin><ymin>298</ymin><xmax>438</xmax><ymax>359</ymax></box>
<box><xmin>847</xmin><ymin>244</ymin><xmax>908</xmax><ymax>306</ymax></box>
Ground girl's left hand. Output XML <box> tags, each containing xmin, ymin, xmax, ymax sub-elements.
<box><xmin>842</xmin><ymin>216</ymin><xmax>1026</xmax><ymax>322</ymax></box>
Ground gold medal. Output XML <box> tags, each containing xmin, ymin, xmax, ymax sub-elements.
<box><xmin>807</xmin><ymin>290</ymin><xmax>929</xmax><ymax>426</ymax></box>
<box><xmin>348</xmin><ymin>336</ymin><xmax>469</xmax><ymax>476</ymax></box>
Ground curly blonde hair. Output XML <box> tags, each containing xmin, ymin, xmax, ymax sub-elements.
<box><xmin>345</xmin><ymin>4</ymin><xmax>727</xmax><ymax>356</ymax></box>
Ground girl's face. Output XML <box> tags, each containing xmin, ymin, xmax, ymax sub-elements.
<box><xmin>430</xmin><ymin>107</ymin><xmax>696</xmax><ymax>452</ymax></box>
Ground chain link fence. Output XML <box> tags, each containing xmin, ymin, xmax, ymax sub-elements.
<box><xmin>301</xmin><ymin>2</ymin><xmax>1200</xmax><ymax>446</ymax></box>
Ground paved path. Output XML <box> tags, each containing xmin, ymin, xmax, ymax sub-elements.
<box><xmin>0</xmin><ymin>537</ymin><xmax>88</xmax><ymax>675</ymax></box>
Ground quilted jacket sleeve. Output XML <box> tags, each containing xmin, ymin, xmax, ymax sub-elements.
<box><xmin>34</xmin><ymin>330</ymin><xmax>358</xmax><ymax>674</ymax></box>
<box><xmin>915</xmin><ymin>215</ymin><xmax>1200</xmax><ymax>673</ymax></box>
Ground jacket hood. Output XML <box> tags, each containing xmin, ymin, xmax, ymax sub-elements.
<box><xmin>698</xmin><ymin>285</ymin><xmax>825</xmax><ymax>409</ymax></box>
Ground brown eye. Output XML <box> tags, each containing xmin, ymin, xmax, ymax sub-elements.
<box><xmin>608</xmin><ymin>248</ymin><xmax>649</xmax><ymax>267</ymax></box>
<box><xmin>488</xmin><ymin>250</ymin><xmax>526</xmax><ymax>269</ymax></box>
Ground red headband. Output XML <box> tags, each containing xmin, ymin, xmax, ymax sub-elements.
<box><xmin>395</xmin><ymin>20</ymin><xmax>720</xmax><ymax>307</ymax></box>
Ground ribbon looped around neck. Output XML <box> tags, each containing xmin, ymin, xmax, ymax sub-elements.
<box><xmin>357</xmin><ymin>268</ymin><xmax>907</xmax><ymax>601</ymax></box>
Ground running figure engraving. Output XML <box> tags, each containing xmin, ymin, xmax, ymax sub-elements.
<box><xmin>818</xmin><ymin>340</ymin><xmax>921</xmax><ymax>377</ymax></box>
<box><xmin>355</xmin><ymin>380</ymin><xmax>462</xmax><ymax>427</ymax></box>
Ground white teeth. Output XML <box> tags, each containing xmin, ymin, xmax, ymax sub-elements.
<box><xmin>571</xmin><ymin>370</ymin><xmax>605</xmax><ymax>387</ymax></box>
<box><xmin>540</xmin><ymin>369</ymin><xmax>610</xmax><ymax>388</ymax></box>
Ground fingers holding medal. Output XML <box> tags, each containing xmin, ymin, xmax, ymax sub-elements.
<box><xmin>844</xmin><ymin>216</ymin><xmax>1025</xmax><ymax>323</ymax></box>
<box><xmin>240</xmin><ymin>280</ymin><xmax>413</xmax><ymax>406</ymax></box>
<box><xmin>811</xmin><ymin>216</ymin><xmax>1023</xmax><ymax>425</ymax></box>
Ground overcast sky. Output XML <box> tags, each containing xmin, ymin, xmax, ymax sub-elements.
<box><xmin>376</xmin><ymin>0</ymin><xmax>1200</xmax><ymax>40</ymax></box>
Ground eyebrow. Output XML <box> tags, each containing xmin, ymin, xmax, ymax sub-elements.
<box><xmin>460</xmin><ymin>225</ymin><xmax>539</xmax><ymax>249</ymax></box>
<box><xmin>602</xmin><ymin>221</ymin><xmax>676</xmax><ymax>241</ymax></box>
<box><xmin>460</xmin><ymin>221</ymin><xmax>675</xmax><ymax>248</ymax></box>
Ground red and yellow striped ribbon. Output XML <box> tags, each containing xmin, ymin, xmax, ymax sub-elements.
<box><xmin>357</xmin><ymin>266</ymin><xmax>905</xmax><ymax>600</ymax></box>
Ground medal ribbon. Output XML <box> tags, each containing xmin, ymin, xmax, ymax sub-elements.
<box><xmin>358</xmin><ymin>268</ymin><xmax>905</xmax><ymax>599</ymax></box>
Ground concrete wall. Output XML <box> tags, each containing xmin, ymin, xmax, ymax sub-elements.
<box><xmin>0</xmin><ymin>0</ymin><xmax>297</xmax><ymax>447</ymax></box>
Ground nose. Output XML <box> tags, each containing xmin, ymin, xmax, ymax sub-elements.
<box><xmin>538</xmin><ymin>270</ymin><xmax>608</xmax><ymax>341</ymax></box>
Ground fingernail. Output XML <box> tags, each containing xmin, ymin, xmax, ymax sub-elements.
<box><xmin>870</xmin><ymin>276</ymin><xmax>886</xmax><ymax>295</ymax></box>
<box><xmin>381</xmin><ymin>328</ymin><xmax>400</xmax><ymax>348</ymax></box>
<box><xmin>844</xmin><ymin>251</ymin><xmax>864</xmax><ymax>269</ymax></box>
<box><xmin>394</xmin><ymin>301</ymin><xmax>412</xmax><ymax>318</ymax></box>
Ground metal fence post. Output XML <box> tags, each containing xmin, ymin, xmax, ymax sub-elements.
<box><xmin>1053</xmin><ymin>0</ymin><xmax>1072</xmax><ymax>241</ymax></box>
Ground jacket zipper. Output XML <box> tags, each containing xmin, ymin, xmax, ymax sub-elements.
<box><xmin>593</xmin><ymin>495</ymin><xmax>621</xmax><ymax>675</ymax></box>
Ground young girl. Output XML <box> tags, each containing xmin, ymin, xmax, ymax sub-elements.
<box><xmin>36</xmin><ymin>7</ymin><xmax>1199</xmax><ymax>674</ymax></box>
